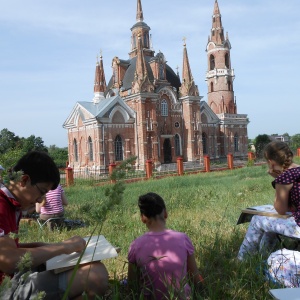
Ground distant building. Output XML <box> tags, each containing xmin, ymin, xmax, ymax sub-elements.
<box><xmin>270</xmin><ymin>135</ymin><xmax>290</xmax><ymax>143</ymax></box>
<box><xmin>63</xmin><ymin>0</ymin><xmax>249</xmax><ymax>171</ymax></box>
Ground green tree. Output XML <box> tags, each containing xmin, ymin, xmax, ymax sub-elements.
<box><xmin>291</xmin><ymin>134</ymin><xmax>300</xmax><ymax>153</ymax></box>
<box><xmin>254</xmin><ymin>134</ymin><xmax>271</xmax><ymax>158</ymax></box>
<box><xmin>21</xmin><ymin>135</ymin><xmax>48</xmax><ymax>153</ymax></box>
<box><xmin>0</xmin><ymin>148</ymin><xmax>23</xmax><ymax>171</ymax></box>
<box><xmin>0</xmin><ymin>128</ymin><xmax>21</xmax><ymax>154</ymax></box>
<box><xmin>47</xmin><ymin>145</ymin><xmax>68</xmax><ymax>168</ymax></box>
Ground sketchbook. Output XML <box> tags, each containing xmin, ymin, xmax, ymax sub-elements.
<box><xmin>237</xmin><ymin>204</ymin><xmax>292</xmax><ymax>225</ymax></box>
<box><xmin>46</xmin><ymin>235</ymin><xmax>118</xmax><ymax>273</ymax></box>
<box><xmin>269</xmin><ymin>287</ymin><xmax>300</xmax><ymax>300</ymax></box>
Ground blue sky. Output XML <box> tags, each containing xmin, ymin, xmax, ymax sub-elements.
<box><xmin>1</xmin><ymin>0</ymin><xmax>299</xmax><ymax>147</ymax></box>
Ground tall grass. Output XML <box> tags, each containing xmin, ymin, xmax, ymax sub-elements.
<box><xmin>19</xmin><ymin>161</ymin><xmax>299</xmax><ymax>299</ymax></box>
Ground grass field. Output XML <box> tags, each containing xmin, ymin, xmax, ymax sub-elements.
<box><xmin>19</xmin><ymin>161</ymin><xmax>300</xmax><ymax>299</ymax></box>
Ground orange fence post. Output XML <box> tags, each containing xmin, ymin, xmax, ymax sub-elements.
<box><xmin>146</xmin><ymin>160</ymin><xmax>153</xmax><ymax>179</ymax></box>
<box><xmin>177</xmin><ymin>157</ymin><xmax>184</xmax><ymax>176</ymax></box>
<box><xmin>297</xmin><ymin>148</ymin><xmax>300</xmax><ymax>157</ymax></box>
<box><xmin>227</xmin><ymin>153</ymin><xmax>234</xmax><ymax>169</ymax></box>
<box><xmin>204</xmin><ymin>155</ymin><xmax>210</xmax><ymax>172</ymax></box>
<box><xmin>109</xmin><ymin>163</ymin><xmax>117</xmax><ymax>183</ymax></box>
<box><xmin>248</xmin><ymin>152</ymin><xmax>255</xmax><ymax>161</ymax></box>
<box><xmin>65</xmin><ymin>167</ymin><xmax>74</xmax><ymax>187</ymax></box>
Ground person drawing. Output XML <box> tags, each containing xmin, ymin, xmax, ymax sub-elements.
<box><xmin>238</xmin><ymin>141</ymin><xmax>300</xmax><ymax>260</ymax></box>
<box><xmin>36</xmin><ymin>184</ymin><xmax>68</xmax><ymax>229</ymax></box>
<box><xmin>127</xmin><ymin>192</ymin><xmax>204</xmax><ymax>299</ymax></box>
<box><xmin>0</xmin><ymin>151</ymin><xmax>108</xmax><ymax>299</ymax></box>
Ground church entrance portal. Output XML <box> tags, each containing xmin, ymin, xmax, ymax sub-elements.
<box><xmin>163</xmin><ymin>138</ymin><xmax>172</xmax><ymax>163</ymax></box>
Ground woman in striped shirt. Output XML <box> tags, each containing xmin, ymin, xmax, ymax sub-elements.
<box><xmin>36</xmin><ymin>184</ymin><xmax>68</xmax><ymax>229</ymax></box>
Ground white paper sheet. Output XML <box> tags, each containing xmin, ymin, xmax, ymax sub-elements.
<box><xmin>46</xmin><ymin>235</ymin><xmax>118</xmax><ymax>271</ymax></box>
<box><xmin>269</xmin><ymin>288</ymin><xmax>300</xmax><ymax>300</ymax></box>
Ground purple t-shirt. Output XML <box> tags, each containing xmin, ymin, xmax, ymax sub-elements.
<box><xmin>128</xmin><ymin>229</ymin><xmax>194</xmax><ymax>300</ymax></box>
<box><xmin>275</xmin><ymin>167</ymin><xmax>300</xmax><ymax>225</ymax></box>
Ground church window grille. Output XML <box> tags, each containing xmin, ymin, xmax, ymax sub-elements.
<box><xmin>175</xmin><ymin>134</ymin><xmax>181</xmax><ymax>156</ymax></box>
<box><xmin>202</xmin><ymin>133</ymin><xmax>207</xmax><ymax>154</ymax></box>
<box><xmin>73</xmin><ymin>139</ymin><xmax>78</xmax><ymax>162</ymax></box>
<box><xmin>161</xmin><ymin>99</ymin><xmax>168</xmax><ymax>116</ymax></box>
<box><xmin>88</xmin><ymin>136</ymin><xmax>93</xmax><ymax>161</ymax></box>
<box><xmin>115</xmin><ymin>135</ymin><xmax>123</xmax><ymax>161</ymax></box>
<box><xmin>234</xmin><ymin>134</ymin><xmax>239</xmax><ymax>152</ymax></box>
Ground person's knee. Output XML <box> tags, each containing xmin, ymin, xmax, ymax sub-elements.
<box><xmin>67</xmin><ymin>262</ymin><xmax>109</xmax><ymax>298</ymax></box>
<box><xmin>83</xmin><ymin>262</ymin><xmax>109</xmax><ymax>296</ymax></box>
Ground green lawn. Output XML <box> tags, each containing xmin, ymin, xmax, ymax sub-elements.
<box><xmin>19</xmin><ymin>162</ymin><xmax>296</xmax><ymax>299</ymax></box>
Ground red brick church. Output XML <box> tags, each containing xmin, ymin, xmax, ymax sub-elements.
<box><xmin>63</xmin><ymin>0</ymin><xmax>249</xmax><ymax>172</ymax></box>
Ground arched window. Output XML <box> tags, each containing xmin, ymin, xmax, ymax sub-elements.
<box><xmin>225</xmin><ymin>53</ymin><xmax>230</xmax><ymax>68</ymax></box>
<box><xmin>115</xmin><ymin>135</ymin><xmax>123</xmax><ymax>161</ymax></box>
<box><xmin>143</xmin><ymin>34</ymin><xmax>148</xmax><ymax>48</ymax></box>
<box><xmin>202</xmin><ymin>133</ymin><xmax>207</xmax><ymax>154</ymax></box>
<box><xmin>161</xmin><ymin>99</ymin><xmax>168</xmax><ymax>116</ymax></box>
<box><xmin>210</xmin><ymin>54</ymin><xmax>215</xmax><ymax>70</ymax></box>
<box><xmin>234</xmin><ymin>134</ymin><xmax>239</xmax><ymax>152</ymax></box>
<box><xmin>210</xmin><ymin>82</ymin><xmax>214</xmax><ymax>92</ymax></box>
<box><xmin>88</xmin><ymin>136</ymin><xmax>93</xmax><ymax>161</ymax></box>
<box><xmin>73</xmin><ymin>139</ymin><xmax>78</xmax><ymax>162</ymax></box>
<box><xmin>175</xmin><ymin>134</ymin><xmax>181</xmax><ymax>156</ymax></box>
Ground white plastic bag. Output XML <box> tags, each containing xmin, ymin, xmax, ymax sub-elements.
<box><xmin>267</xmin><ymin>248</ymin><xmax>300</xmax><ymax>287</ymax></box>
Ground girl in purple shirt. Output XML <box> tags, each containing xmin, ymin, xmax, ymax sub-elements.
<box><xmin>127</xmin><ymin>192</ymin><xmax>204</xmax><ymax>299</ymax></box>
<box><xmin>238</xmin><ymin>141</ymin><xmax>300</xmax><ymax>260</ymax></box>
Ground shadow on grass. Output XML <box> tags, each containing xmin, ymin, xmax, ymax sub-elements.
<box><xmin>198</xmin><ymin>227</ymin><xmax>280</xmax><ymax>300</ymax></box>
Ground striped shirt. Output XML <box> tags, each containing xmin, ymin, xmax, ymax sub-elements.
<box><xmin>41</xmin><ymin>184</ymin><xmax>64</xmax><ymax>215</ymax></box>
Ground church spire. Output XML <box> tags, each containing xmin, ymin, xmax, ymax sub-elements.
<box><xmin>206</xmin><ymin>0</ymin><xmax>235</xmax><ymax>114</ymax></box>
<box><xmin>93</xmin><ymin>52</ymin><xmax>106</xmax><ymax>104</ymax></box>
<box><xmin>129</xmin><ymin>0</ymin><xmax>153</xmax><ymax>59</ymax></box>
<box><xmin>136</xmin><ymin>0</ymin><xmax>144</xmax><ymax>22</ymax></box>
<box><xmin>179</xmin><ymin>40</ymin><xmax>199</xmax><ymax>97</ymax></box>
<box><xmin>210</xmin><ymin>0</ymin><xmax>224</xmax><ymax>44</ymax></box>
<box><xmin>132</xmin><ymin>34</ymin><xmax>154</xmax><ymax>93</ymax></box>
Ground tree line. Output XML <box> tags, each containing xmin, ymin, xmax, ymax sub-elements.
<box><xmin>0</xmin><ymin>128</ymin><xmax>68</xmax><ymax>169</ymax></box>
<box><xmin>1</xmin><ymin>128</ymin><xmax>300</xmax><ymax>170</ymax></box>
<box><xmin>251</xmin><ymin>133</ymin><xmax>300</xmax><ymax>158</ymax></box>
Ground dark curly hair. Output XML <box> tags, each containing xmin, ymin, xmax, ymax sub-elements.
<box><xmin>138</xmin><ymin>192</ymin><xmax>166</xmax><ymax>219</ymax></box>
<box><xmin>264</xmin><ymin>141</ymin><xmax>293</xmax><ymax>171</ymax></box>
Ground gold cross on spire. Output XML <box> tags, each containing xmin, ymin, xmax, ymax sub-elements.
<box><xmin>182</xmin><ymin>37</ymin><xmax>187</xmax><ymax>46</ymax></box>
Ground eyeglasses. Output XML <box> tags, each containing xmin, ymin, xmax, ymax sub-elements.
<box><xmin>35</xmin><ymin>184</ymin><xmax>46</xmax><ymax>197</ymax></box>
